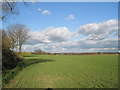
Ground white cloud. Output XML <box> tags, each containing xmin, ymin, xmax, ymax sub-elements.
<box><xmin>27</xmin><ymin>27</ymin><xmax>77</xmax><ymax>44</ymax></box>
<box><xmin>30</xmin><ymin>0</ymin><xmax>38</xmax><ymax>3</ymax></box>
<box><xmin>65</xmin><ymin>14</ymin><xmax>75</xmax><ymax>20</ymax></box>
<box><xmin>23</xmin><ymin>38</ymin><xmax>118</xmax><ymax>53</ymax></box>
<box><xmin>77</xmin><ymin>19</ymin><xmax>118</xmax><ymax>40</ymax></box>
<box><xmin>41</xmin><ymin>10</ymin><xmax>51</xmax><ymax>15</ymax></box>
<box><xmin>37</xmin><ymin>8</ymin><xmax>42</xmax><ymax>11</ymax></box>
<box><xmin>23</xmin><ymin>19</ymin><xmax>118</xmax><ymax>53</ymax></box>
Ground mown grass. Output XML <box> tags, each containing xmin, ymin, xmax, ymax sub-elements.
<box><xmin>4</xmin><ymin>55</ymin><xmax>118</xmax><ymax>88</ymax></box>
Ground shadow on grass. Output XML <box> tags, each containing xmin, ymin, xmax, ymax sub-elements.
<box><xmin>22</xmin><ymin>55</ymin><xmax>34</xmax><ymax>57</ymax></box>
<box><xmin>23</xmin><ymin>58</ymin><xmax>55</xmax><ymax>66</ymax></box>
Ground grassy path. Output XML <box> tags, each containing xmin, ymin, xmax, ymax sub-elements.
<box><xmin>4</xmin><ymin>55</ymin><xmax>118</xmax><ymax>88</ymax></box>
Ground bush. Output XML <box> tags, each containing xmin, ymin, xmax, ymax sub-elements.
<box><xmin>2</xmin><ymin>48</ymin><xmax>25</xmax><ymax>87</ymax></box>
<box><xmin>2</xmin><ymin>48</ymin><xmax>23</xmax><ymax>70</ymax></box>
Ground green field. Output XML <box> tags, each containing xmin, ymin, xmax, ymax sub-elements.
<box><xmin>4</xmin><ymin>55</ymin><xmax>118</xmax><ymax>88</ymax></box>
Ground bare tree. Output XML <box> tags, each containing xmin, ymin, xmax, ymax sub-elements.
<box><xmin>7</xmin><ymin>24</ymin><xmax>29</xmax><ymax>53</ymax></box>
<box><xmin>0</xmin><ymin>29</ymin><xmax>2</xmax><ymax>53</ymax></box>
<box><xmin>0</xmin><ymin>1</ymin><xmax>28</xmax><ymax>21</ymax></box>
<box><xmin>7</xmin><ymin>25</ymin><xmax>18</xmax><ymax>50</ymax></box>
<box><xmin>0</xmin><ymin>1</ymin><xmax>18</xmax><ymax>21</ymax></box>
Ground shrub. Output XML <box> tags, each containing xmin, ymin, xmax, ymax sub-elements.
<box><xmin>2</xmin><ymin>48</ymin><xmax>25</xmax><ymax>86</ymax></box>
<box><xmin>2</xmin><ymin>48</ymin><xmax>23</xmax><ymax>70</ymax></box>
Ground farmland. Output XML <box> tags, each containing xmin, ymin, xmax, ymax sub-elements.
<box><xmin>4</xmin><ymin>55</ymin><xmax>118</xmax><ymax>88</ymax></box>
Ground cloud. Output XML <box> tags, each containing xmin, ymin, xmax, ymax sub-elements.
<box><xmin>65</xmin><ymin>14</ymin><xmax>75</xmax><ymax>20</ymax></box>
<box><xmin>31</xmin><ymin>0</ymin><xmax>38</xmax><ymax>2</ymax></box>
<box><xmin>27</xmin><ymin>27</ymin><xmax>77</xmax><ymax>44</ymax></box>
<box><xmin>23</xmin><ymin>38</ymin><xmax>118</xmax><ymax>53</ymax></box>
<box><xmin>77</xmin><ymin>19</ymin><xmax>118</xmax><ymax>40</ymax></box>
<box><xmin>37</xmin><ymin>8</ymin><xmax>42</xmax><ymax>11</ymax></box>
<box><xmin>23</xmin><ymin>19</ymin><xmax>118</xmax><ymax>53</ymax></box>
<box><xmin>41</xmin><ymin>10</ymin><xmax>51</xmax><ymax>15</ymax></box>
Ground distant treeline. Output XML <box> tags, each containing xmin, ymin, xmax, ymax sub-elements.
<box><xmin>31</xmin><ymin>52</ymin><xmax>119</xmax><ymax>55</ymax></box>
<box><xmin>20</xmin><ymin>49</ymin><xmax>119</xmax><ymax>55</ymax></box>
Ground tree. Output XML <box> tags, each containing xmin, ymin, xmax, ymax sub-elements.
<box><xmin>1</xmin><ymin>29</ymin><xmax>23</xmax><ymax>70</ymax></box>
<box><xmin>0</xmin><ymin>1</ymin><xmax>28</xmax><ymax>21</ymax></box>
<box><xmin>0</xmin><ymin>29</ymin><xmax>2</xmax><ymax>49</ymax></box>
<box><xmin>7</xmin><ymin>25</ymin><xmax>18</xmax><ymax>50</ymax></box>
<box><xmin>34</xmin><ymin>49</ymin><xmax>46</xmax><ymax>54</ymax></box>
<box><xmin>0</xmin><ymin>1</ymin><xmax>18</xmax><ymax>21</ymax></box>
<box><xmin>2</xmin><ymin>30</ymin><xmax>12</xmax><ymax>50</ymax></box>
<box><xmin>1</xmin><ymin>30</ymin><xmax>22</xmax><ymax>69</ymax></box>
<box><xmin>7</xmin><ymin>24</ymin><xmax>29</xmax><ymax>53</ymax></box>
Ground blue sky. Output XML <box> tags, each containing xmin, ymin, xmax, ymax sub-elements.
<box><xmin>4</xmin><ymin>2</ymin><xmax>118</xmax><ymax>31</ymax></box>
<box><xmin>3</xmin><ymin>2</ymin><xmax>118</xmax><ymax>53</ymax></box>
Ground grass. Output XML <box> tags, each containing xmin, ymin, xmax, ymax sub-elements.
<box><xmin>4</xmin><ymin>55</ymin><xmax>118</xmax><ymax>88</ymax></box>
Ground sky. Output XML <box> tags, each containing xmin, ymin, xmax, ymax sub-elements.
<box><xmin>3</xmin><ymin>2</ymin><xmax>118</xmax><ymax>53</ymax></box>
